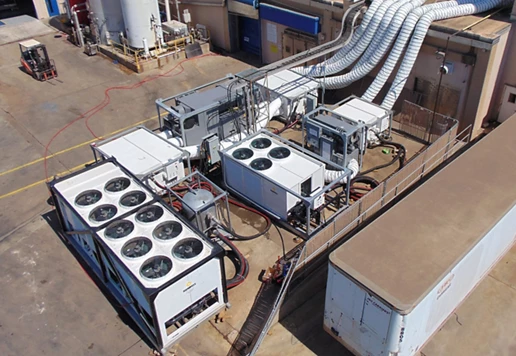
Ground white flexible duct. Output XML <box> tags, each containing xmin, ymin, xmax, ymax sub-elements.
<box><xmin>161</xmin><ymin>98</ymin><xmax>283</xmax><ymax>159</ymax></box>
<box><xmin>301</xmin><ymin>0</ymin><xmax>406</xmax><ymax>78</ymax></box>
<box><xmin>321</xmin><ymin>0</ymin><xmax>426</xmax><ymax>89</ymax></box>
<box><xmin>381</xmin><ymin>0</ymin><xmax>511</xmax><ymax>109</ymax></box>
<box><xmin>325</xmin><ymin>158</ymin><xmax>360</xmax><ymax>184</ymax></box>
<box><xmin>362</xmin><ymin>0</ymin><xmax>474</xmax><ymax>102</ymax></box>
<box><xmin>294</xmin><ymin>0</ymin><xmax>384</xmax><ymax>77</ymax></box>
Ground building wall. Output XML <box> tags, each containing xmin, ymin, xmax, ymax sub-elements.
<box><xmin>489</xmin><ymin>26</ymin><xmax>516</xmax><ymax>122</ymax></box>
<box><xmin>260</xmin><ymin>19</ymin><xmax>287</xmax><ymax>63</ymax></box>
<box><xmin>180</xmin><ymin>4</ymin><xmax>231</xmax><ymax>51</ymax></box>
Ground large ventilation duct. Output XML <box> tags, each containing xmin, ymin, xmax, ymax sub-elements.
<box><xmin>320</xmin><ymin>0</ymin><xmax>426</xmax><ymax>89</ymax></box>
<box><xmin>362</xmin><ymin>0</ymin><xmax>478</xmax><ymax>102</ymax></box>
<box><xmin>300</xmin><ymin>0</ymin><xmax>407</xmax><ymax>78</ymax></box>
<box><xmin>381</xmin><ymin>0</ymin><xmax>511</xmax><ymax>109</ymax></box>
<box><xmin>294</xmin><ymin>0</ymin><xmax>384</xmax><ymax>77</ymax></box>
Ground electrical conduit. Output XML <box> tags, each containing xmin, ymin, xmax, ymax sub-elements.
<box><xmin>381</xmin><ymin>0</ymin><xmax>512</xmax><ymax>109</ymax></box>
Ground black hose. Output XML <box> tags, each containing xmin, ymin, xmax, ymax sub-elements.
<box><xmin>215</xmin><ymin>231</ymin><xmax>249</xmax><ymax>289</ymax></box>
<box><xmin>361</xmin><ymin>134</ymin><xmax>406</xmax><ymax>175</ymax></box>
<box><xmin>273</xmin><ymin>224</ymin><xmax>287</xmax><ymax>260</ymax></box>
<box><xmin>219</xmin><ymin>199</ymin><xmax>272</xmax><ymax>240</ymax></box>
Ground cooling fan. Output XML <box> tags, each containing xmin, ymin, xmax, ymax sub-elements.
<box><xmin>105</xmin><ymin>219</ymin><xmax>134</xmax><ymax>239</ymax></box>
<box><xmin>251</xmin><ymin>137</ymin><xmax>272</xmax><ymax>149</ymax></box>
<box><xmin>269</xmin><ymin>147</ymin><xmax>291</xmax><ymax>159</ymax></box>
<box><xmin>250</xmin><ymin>158</ymin><xmax>273</xmax><ymax>171</ymax></box>
<box><xmin>75</xmin><ymin>189</ymin><xmax>102</xmax><ymax>206</ymax></box>
<box><xmin>173</xmin><ymin>238</ymin><xmax>204</xmax><ymax>260</ymax></box>
<box><xmin>105</xmin><ymin>177</ymin><xmax>131</xmax><ymax>192</ymax></box>
<box><xmin>122</xmin><ymin>237</ymin><xmax>152</xmax><ymax>258</ymax></box>
<box><xmin>89</xmin><ymin>204</ymin><xmax>117</xmax><ymax>222</ymax></box>
<box><xmin>232</xmin><ymin>148</ymin><xmax>254</xmax><ymax>160</ymax></box>
<box><xmin>153</xmin><ymin>221</ymin><xmax>183</xmax><ymax>240</ymax></box>
<box><xmin>136</xmin><ymin>206</ymin><xmax>164</xmax><ymax>223</ymax></box>
<box><xmin>140</xmin><ymin>256</ymin><xmax>173</xmax><ymax>279</ymax></box>
<box><xmin>120</xmin><ymin>191</ymin><xmax>146</xmax><ymax>207</ymax></box>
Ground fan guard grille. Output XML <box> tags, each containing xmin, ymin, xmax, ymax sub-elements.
<box><xmin>250</xmin><ymin>158</ymin><xmax>273</xmax><ymax>171</ymax></box>
<box><xmin>172</xmin><ymin>238</ymin><xmax>204</xmax><ymax>260</ymax></box>
<box><xmin>136</xmin><ymin>206</ymin><xmax>164</xmax><ymax>223</ymax></box>
<box><xmin>105</xmin><ymin>177</ymin><xmax>131</xmax><ymax>192</ymax></box>
<box><xmin>105</xmin><ymin>219</ymin><xmax>134</xmax><ymax>239</ymax></box>
<box><xmin>120</xmin><ymin>191</ymin><xmax>146</xmax><ymax>207</ymax></box>
<box><xmin>89</xmin><ymin>204</ymin><xmax>117</xmax><ymax>223</ymax></box>
<box><xmin>232</xmin><ymin>148</ymin><xmax>254</xmax><ymax>160</ymax></box>
<box><xmin>251</xmin><ymin>137</ymin><xmax>272</xmax><ymax>149</ymax></box>
<box><xmin>122</xmin><ymin>237</ymin><xmax>152</xmax><ymax>258</ymax></box>
<box><xmin>140</xmin><ymin>256</ymin><xmax>172</xmax><ymax>280</ymax></box>
<box><xmin>153</xmin><ymin>221</ymin><xmax>183</xmax><ymax>240</ymax></box>
<box><xmin>269</xmin><ymin>147</ymin><xmax>291</xmax><ymax>159</ymax></box>
<box><xmin>75</xmin><ymin>190</ymin><xmax>102</xmax><ymax>206</ymax></box>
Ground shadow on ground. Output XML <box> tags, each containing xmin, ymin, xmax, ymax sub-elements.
<box><xmin>41</xmin><ymin>209</ymin><xmax>155</xmax><ymax>351</ymax></box>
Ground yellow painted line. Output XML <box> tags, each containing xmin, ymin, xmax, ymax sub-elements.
<box><xmin>0</xmin><ymin>115</ymin><xmax>160</xmax><ymax>178</ymax></box>
<box><xmin>0</xmin><ymin>160</ymin><xmax>95</xmax><ymax>200</ymax></box>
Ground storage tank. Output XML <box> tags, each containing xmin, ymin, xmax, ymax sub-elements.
<box><xmin>88</xmin><ymin>0</ymin><xmax>125</xmax><ymax>44</ymax></box>
<box><xmin>120</xmin><ymin>0</ymin><xmax>163</xmax><ymax>49</ymax></box>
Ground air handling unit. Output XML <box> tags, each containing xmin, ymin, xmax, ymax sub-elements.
<box><xmin>91</xmin><ymin>126</ymin><xmax>190</xmax><ymax>195</ymax></box>
<box><xmin>220</xmin><ymin>130</ymin><xmax>352</xmax><ymax>237</ymax></box>
<box><xmin>303</xmin><ymin>106</ymin><xmax>367</xmax><ymax>169</ymax></box>
<box><xmin>332</xmin><ymin>96</ymin><xmax>392</xmax><ymax>146</ymax></box>
<box><xmin>253</xmin><ymin>69</ymin><xmax>319</xmax><ymax>120</ymax></box>
<box><xmin>48</xmin><ymin>159</ymin><xmax>227</xmax><ymax>355</ymax></box>
<box><xmin>156</xmin><ymin>76</ymin><xmax>249</xmax><ymax>148</ymax></box>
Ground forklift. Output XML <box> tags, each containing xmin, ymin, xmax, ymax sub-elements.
<box><xmin>19</xmin><ymin>39</ymin><xmax>58</xmax><ymax>81</ymax></box>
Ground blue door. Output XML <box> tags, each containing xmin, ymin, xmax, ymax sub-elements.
<box><xmin>45</xmin><ymin>0</ymin><xmax>60</xmax><ymax>17</ymax></box>
<box><xmin>239</xmin><ymin>17</ymin><xmax>261</xmax><ymax>56</ymax></box>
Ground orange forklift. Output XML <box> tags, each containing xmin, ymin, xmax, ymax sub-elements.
<box><xmin>19</xmin><ymin>39</ymin><xmax>58</xmax><ymax>81</ymax></box>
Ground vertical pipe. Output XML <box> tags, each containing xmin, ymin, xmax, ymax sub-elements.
<box><xmin>71</xmin><ymin>6</ymin><xmax>85</xmax><ymax>47</ymax></box>
<box><xmin>165</xmin><ymin>0</ymin><xmax>172</xmax><ymax>22</ymax></box>
<box><xmin>176</xmin><ymin>0</ymin><xmax>181</xmax><ymax>22</ymax></box>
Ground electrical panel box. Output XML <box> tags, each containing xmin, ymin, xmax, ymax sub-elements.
<box><xmin>303</xmin><ymin>108</ymin><xmax>367</xmax><ymax>169</ymax></box>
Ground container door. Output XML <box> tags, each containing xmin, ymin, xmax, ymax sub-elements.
<box><xmin>239</xmin><ymin>16</ymin><xmax>261</xmax><ymax>56</ymax></box>
<box><xmin>45</xmin><ymin>0</ymin><xmax>60</xmax><ymax>16</ymax></box>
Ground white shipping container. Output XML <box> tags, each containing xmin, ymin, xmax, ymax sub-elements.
<box><xmin>324</xmin><ymin>116</ymin><xmax>516</xmax><ymax>356</ymax></box>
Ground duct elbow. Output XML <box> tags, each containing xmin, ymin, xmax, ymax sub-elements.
<box><xmin>325</xmin><ymin>159</ymin><xmax>360</xmax><ymax>184</ymax></box>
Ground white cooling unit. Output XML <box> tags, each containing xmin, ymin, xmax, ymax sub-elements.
<box><xmin>255</xmin><ymin>69</ymin><xmax>319</xmax><ymax>118</ymax></box>
<box><xmin>221</xmin><ymin>131</ymin><xmax>325</xmax><ymax>221</ymax></box>
<box><xmin>333</xmin><ymin>96</ymin><xmax>393</xmax><ymax>145</ymax></box>
<box><xmin>92</xmin><ymin>126</ymin><xmax>189</xmax><ymax>194</ymax></box>
<box><xmin>49</xmin><ymin>159</ymin><xmax>226</xmax><ymax>354</ymax></box>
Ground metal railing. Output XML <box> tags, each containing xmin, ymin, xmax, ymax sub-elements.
<box><xmin>247</xmin><ymin>120</ymin><xmax>471</xmax><ymax>355</ymax></box>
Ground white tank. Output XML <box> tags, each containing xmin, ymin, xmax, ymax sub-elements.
<box><xmin>88</xmin><ymin>0</ymin><xmax>125</xmax><ymax>45</ymax></box>
<box><xmin>120</xmin><ymin>0</ymin><xmax>163</xmax><ymax>49</ymax></box>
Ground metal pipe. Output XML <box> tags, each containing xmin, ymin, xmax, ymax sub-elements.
<box><xmin>71</xmin><ymin>4</ymin><xmax>85</xmax><ymax>47</ymax></box>
<box><xmin>176</xmin><ymin>0</ymin><xmax>181</xmax><ymax>21</ymax></box>
<box><xmin>165</xmin><ymin>0</ymin><xmax>172</xmax><ymax>22</ymax></box>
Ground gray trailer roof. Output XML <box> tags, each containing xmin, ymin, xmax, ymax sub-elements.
<box><xmin>330</xmin><ymin>115</ymin><xmax>516</xmax><ymax>313</ymax></box>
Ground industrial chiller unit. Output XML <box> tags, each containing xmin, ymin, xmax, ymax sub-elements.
<box><xmin>48</xmin><ymin>159</ymin><xmax>227</xmax><ymax>354</ymax></box>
